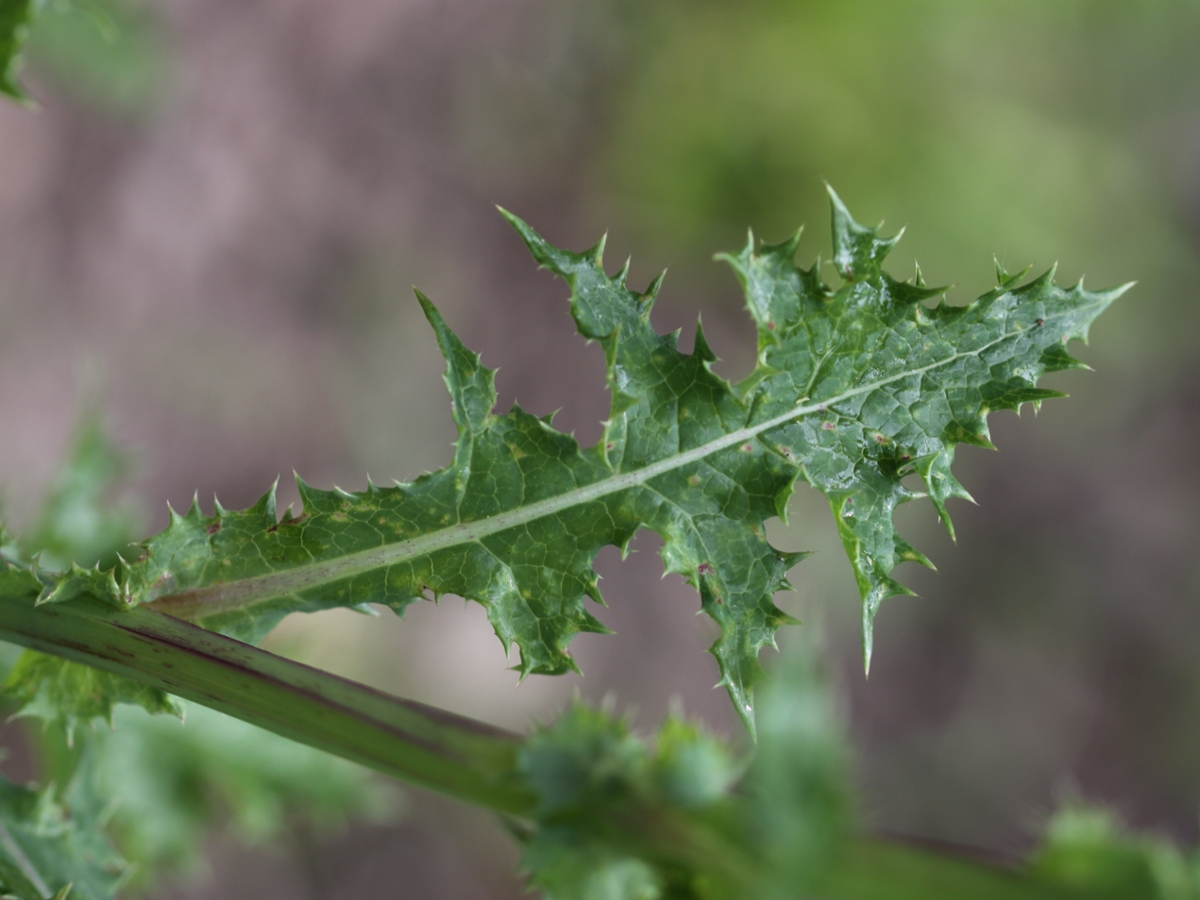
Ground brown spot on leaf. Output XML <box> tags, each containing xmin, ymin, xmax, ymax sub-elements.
<box><xmin>698</xmin><ymin>562</ymin><xmax>714</xmax><ymax>576</ymax></box>
<box><xmin>822</xmin><ymin>421</ymin><xmax>836</xmax><ymax>431</ymax></box>
<box><xmin>741</xmin><ymin>443</ymin><xmax>753</xmax><ymax>452</ymax></box>
<box><xmin>206</xmin><ymin>522</ymin><xmax>220</xmax><ymax>535</ymax></box>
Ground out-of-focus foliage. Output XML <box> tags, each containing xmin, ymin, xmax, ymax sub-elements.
<box><xmin>517</xmin><ymin>630</ymin><xmax>849</xmax><ymax>900</ymax></box>
<box><xmin>3</xmin><ymin>648</ymin><xmax>184</xmax><ymax>739</ymax></box>
<box><xmin>0</xmin><ymin>0</ymin><xmax>34</xmax><ymax>101</ymax></box>
<box><xmin>1</xmin><ymin>412</ymin><xmax>186</xmax><ymax>735</ymax></box>
<box><xmin>1031</xmin><ymin>803</ymin><xmax>1200</xmax><ymax>900</ymax></box>
<box><xmin>0</xmin><ymin>410</ymin><xmax>394</xmax><ymax>893</ymax></box>
<box><xmin>517</xmin><ymin>704</ymin><xmax>736</xmax><ymax>900</ymax></box>
<box><xmin>22</xmin><ymin>0</ymin><xmax>170</xmax><ymax>116</ymax></box>
<box><xmin>0</xmin><ymin>758</ymin><xmax>127</xmax><ymax>900</ymax></box>
<box><xmin>0</xmin><ymin>0</ymin><xmax>168</xmax><ymax>112</ymax></box>
<box><xmin>95</xmin><ymin>702</ymin><xmax>398</xmax><ymax>886</ymax></box>
<box><xmin>744</xmin><ymin>638</ymin><xmax>850</xmax><ymax>900</ymax></box>
<box><xmin>1</xmin><ymin>415</ymin><xmax>183</xmax><ymax>737</ymax></box>
<box><xmin>599</xmin><ymin>2</ymin><xmax>1198</xmax><ymax>296</ymax></box>
<box><xmin>23</xmin><ymin>415</ymin><xmax>138</xmax><ymax>576</ymax></box>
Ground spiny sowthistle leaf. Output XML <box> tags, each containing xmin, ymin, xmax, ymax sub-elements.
<box><xmin>42</xmin><ymin>189</ymin><xmax>1124</xmax><ymax>731</ymax></box>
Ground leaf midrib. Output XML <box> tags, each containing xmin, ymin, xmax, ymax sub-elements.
<box><xmin>148</xmin><ymin>304</ymin><xmax>1092</xmax><ymax>621</ymax></box>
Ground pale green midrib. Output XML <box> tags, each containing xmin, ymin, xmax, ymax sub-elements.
<box><xmin>149</xmin><ymin>304</ymin><xmax>1099</xmax><ymax>619</ymax></box>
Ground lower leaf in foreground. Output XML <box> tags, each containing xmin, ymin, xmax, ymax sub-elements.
<box><xmin>3</xmin><ymin>651</ymin><xmax>183</xmax><ymax>741</ymax></box>
<box><xmin>515</xmin><ymin>634</ymin><xmax>850</xmax><ymax>900</ymax></box>
<box><xmin>94</xmin><ymin>703</ymin><xmax>396</xmax><ymax>886</ymax></box>
<box><xmin>0</xmin><ymin>763</ymin><xmax>127</xmax><ymax>900</ymax></box>
<box><xmin>1029</xmin><ymin>803</ymin><xmax>1199</xmax><ymax>899</ymax></box>
<box><xmin>42</xmin><ymin>189</ymin><xmax>1124</xmax><ymax>732</ymax></box>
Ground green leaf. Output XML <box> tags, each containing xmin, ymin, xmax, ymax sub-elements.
<box><xmin>717</xmin><ymin>186</ymin><xmax>1125</xmax><ymax>669</ymax></box>
<box><xmin>0</xmin><ymin>764</ymin><xmax>126</xmax><ymax>900</ymax></box>
<box><xmin>43</xmin><ymin>190</ymin><xmax>1124</xmax><ymax>730</ymax></box>
<box><xmin>0</xmin><ymin>0</ymin><xmax>36</xmax><ymax>102</ymax></box>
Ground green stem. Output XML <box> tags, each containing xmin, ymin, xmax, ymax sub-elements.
<box><xmin>0</xmin><ymin>593</ymin><xmax>1107</xmax><ymax>900</ymax></box>
<box><xmin>821</xmin><ymin>840</ymin><xmax>1087</xmax><ymax>900</ymax></box>
<box><xmin>617</xmin><ymin>809</ymin><xmax>1089</xmax><ymax>900</ymax></box>
<box><xmin>0</xmin><ymin>593</ymin><xmax>533</xmax><ymax>816</ymax></box>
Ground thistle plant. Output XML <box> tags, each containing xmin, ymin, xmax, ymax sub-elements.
<box><xmin>0</xmin><ymin>13</ymin><xmax>1185</xmax><ymax>899</ymax></box>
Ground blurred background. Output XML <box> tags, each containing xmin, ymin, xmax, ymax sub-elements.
<box><xmin>1</xmin><ymin>0</ymin><xmax>1199</xmax><ymax>896</ymax></box>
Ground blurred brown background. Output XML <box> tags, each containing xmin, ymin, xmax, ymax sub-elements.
<box><xmin>2</xmin><ymin>0</ymin><xmax>1199</xmax><ymax>896</ymax></box>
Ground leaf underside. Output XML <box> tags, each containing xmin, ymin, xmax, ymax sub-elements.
<box><xmin>44</xmin><ymin>188</ymin><xmax>1124</xmax><ymax>732</ymax></box>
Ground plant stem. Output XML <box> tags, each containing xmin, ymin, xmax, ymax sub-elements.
<box><xmin>0</xmin><ymin>593</ymin><xmax>533</xmax><ymax>816</ymax></box>
<box><xmin>0</xmin><ymin>593</ymin><xmax>1105</xmax><ymax>900</ymax></box>
<box><xmin>820</xmin><ymin>841</ymin><xmax>1084</xmax><ymax>900</ymax></box>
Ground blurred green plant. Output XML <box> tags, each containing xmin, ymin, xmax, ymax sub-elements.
<box><xmin>0</xmin><ymin>0</ymin><xmax>35</xmax><ymax>100</ymax></box>
<box><xmin>0</xmin><ymin>18</ymin><xmax>1188</xmax><ymax>895</ymax></box>
<box><xmin>0</xmin><ymin>0</ymin><xmax>169</xmax><ymax>113</ymax></box>
<box><xmin>0</xmin><ymin>412</ymin><xmax>393</xmax><ymax>896</ymax></box>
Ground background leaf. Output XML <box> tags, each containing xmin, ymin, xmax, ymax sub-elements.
<box><xmin>0</xmin><ymin>0</ymin><xmax>35</xmax><ymax>101</ymax></box>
